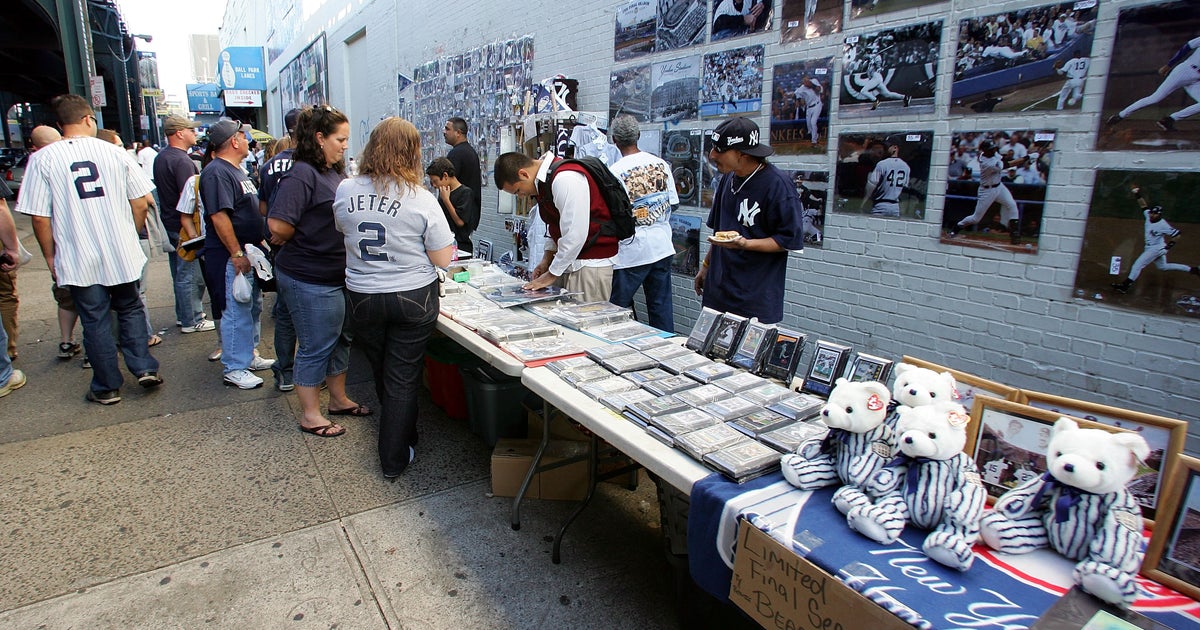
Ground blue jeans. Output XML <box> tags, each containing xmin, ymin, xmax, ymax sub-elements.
<box><xmin>70</xmin><ymin>282</ymin><xmax>158</xmax><ymax>391</ymax></box>
<box><xmin>167</xmin><ymin>234</ymin><xmax>207</xmax><ymax>327</ymax></box>
<box><xmin>610</xmin><ymin>254</ymin><xmax>675</xmax><ymax>333</ymax></box>
<box><xmin>346</xmin><ymin>281</ymin><xmax>439</xmax><ymax>476</ymax></box>
<box><xmin>271</xmin><ymin>291</ymin><xmax>296</xmax><ymax>386</ymax></box>
<box><xmin>221</xmin><ymin>260</ymin><xmax>262</xmax><ymax>373</ymax></box>
<box><xmin>0</xmin><ymin>320</ymin><xmax>12</xmax><ymax>385</ymax></box>
<box><xmin>275</xmin><ymin>270</ymin><xmax>350</xmax><ymax>387</ymax></box>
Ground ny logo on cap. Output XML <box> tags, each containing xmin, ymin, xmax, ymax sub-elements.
<box><xmin>748</xmin><ymin>130</ymin><xmax>759</xmax><ymax>146</ymax></box>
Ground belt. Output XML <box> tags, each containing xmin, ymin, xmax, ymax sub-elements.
<box><xmin>878</xmin><ymin>199</ymin><xmax>898</xmax><ymax>204</ymax></box>
<box><xmin>980</xmin><ymin>184</ymin><xmax>997</xmax><ymax>189</ymax></box>
<box><xmin>808</xmin><ymin>103</ymin><xmax>820</xmax><ymax>109</ymax></box>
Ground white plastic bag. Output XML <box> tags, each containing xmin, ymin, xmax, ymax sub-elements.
<box><xmin>231</xmin><ymin>272</ymin><xmax>252</xmax><ymax>303</ymax></box>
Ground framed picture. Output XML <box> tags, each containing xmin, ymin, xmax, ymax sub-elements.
<box><xmin>834</xmin><ymin>131</ymin><xmax>934</xmax><ymax>221</ymax></box>
<box><xmin>845</xmin><ymin>352</ymin><xmax>894</xmax><ymax>384</ymax></box>
<box><xmin>770</xmin><ymin>58</ymin><xmax>834</xmax><ymax>155</ymax></box>
<box><xmin>728</xmin><ymin>320</ymin><xmax>777</xmax><ymax>371</ymax></box>
<box><xmin>686</xmin><ymin>307</ymin><xmax>722</xmax><ymax>353</ymax></box>
<box><xmin>700</xmin><ymin>45</ymin><xmax>764</xmax><ymax>119</ymax></box>
<box><xmin>900</xmin><ymin>355</ymin><xmax>1020</xmax><ymax>412</ymax></box>
<box><xmin>475</xmin><ymin>239</ymin><xmax>492</xmax><ymax>262</ymax></box>
<box><xmin>758</xmin><ymin>328</ymin><xmax>807</xmax><ymax>384</ymax></box>
<box><xmin>1018</xmin><ymin>390</ymin><xmax>1186</xmax><ymax>524</ymax></box>
<box><xmin>800</xmin><ymin>340</ymin><xmax>851</xmax><ymax>398</ymax></box>
<box><xmin>839</xmin><ymin>22</ymin><xmax>941</xmax><ymax>119</ymax></box>
<box><xmin>707</xmin><ymin>312</ymin><xmax>748</xmax><ymax>360</ymax></box>
<box><xmin>1144</xmin><ymin>456</ymin><xmax>1200</xmax><ymax>600</ymax></box>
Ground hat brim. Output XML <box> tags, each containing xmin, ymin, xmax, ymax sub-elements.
<box><xmin>739</xmin><ymin>144</ymin><xmax>775</xmax><ymax>158</ymax></box>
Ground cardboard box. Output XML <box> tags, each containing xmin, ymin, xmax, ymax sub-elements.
<box><xmin>491</xmin><ymin>438</ymin><xmax>589</xmax><ymax>501</ymax></box>
<box><xmin>730</xmin><ymin>520</ymin><xmax>910</xmax><ymax>630</ymax></box>
<box><xmin>525</xmin><ymin>405</ymin><xmax>639</xmax><ymax>487</ymax></box>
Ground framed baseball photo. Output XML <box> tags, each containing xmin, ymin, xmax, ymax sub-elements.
<box><xmin>711</xmin><ymin>0</ymin><xmax>773</xmax><ymax>43</ymax></box>
<box><xmin>662</xmin><ymin>129</ymin><xmax>702</xmax><ymax>207</ymax></box>
<box><xmin>780</xmin><ymin>0</ymin><xmax>841</xmax><ymax>43</ymax></box>
<box><xmin>1144</xmin><ymin>456</ymin><xmax>1200</xmax><ymax>600</ymax></box>
<box><xmin>834</xmin><ymin>131</ymin><xmax>933</xmax><ymax>221</ymax></box>
<box><xmin>849</xmin><ymin>0</ymin><xmax>941</xmax><ymax>21</ymax></box>
<box><xmin>839</xmin><ymin>22</ymin><xmax>941</xmax><ymax>119</ymax></box>
<box><xmin>614</xmin><ymin>0</ymin><xmax>656</xmax><ymax>61</ymax></box>
<box><xmin>1018</xmin><ymin>389</ymin><xmax>1186</xmax><ymax>524</ymax></box>
<box><xmin>728</xmin><ymin>320</ymin><xmax>777</xmax><ymax>371</ymax></box>
<box><xmin>800</xmin><ymin>340</ymin><xmax>851</xmax><ymax>398</ymax></box>
<box><xmin>669</xmin><ymin>213</ymin><xmax>703</xmax><ymax>276</ymax></box>
<box><xmin>686</xmin><ymin>307</ymin><xmax>723</xmax><ymax>353</ymax></box>
<box><xmin>941</xmin><ymin>129</ymin><xmax>1056</xmax><ymax>255</ymax></box>
<box><xmin>900</xmin><ymin>355</ymin><xmax>1020</xmax><ymax>412</ymax></box>
<box><xmin>758</xmin><ymin>328</ymin><xmax>807</xmax><ymax>384</ymax></box>
<box><xmin>770</xmin><ymin>58</ymin><xmax>834</xmax><ymax>155</ymax></box>
<box><xmin>701</xmin><ymin>45</ymin><xmax>765</xmax><ymax>119</ymax></box>
<box><xmin>845</xmin><ymin>352</ymin><xmax>894</xmax><ymax>384</ymax></box>
<box><xmin>610</xmin><ymin>65</ymin><xmax>652</xmax><ymax>123</ymax></box>
<box><xmin>656</xmin><ymin>0</ymin><xmax>707</xmax><ymax>53</ymax></box>
<box><xmin>707</xmin><ymin>312</ymin><xmax>748</xmax><ymax>360</ymax></box>
<box><xmin>651</xmin><ymin>56</ymin><xmax>700</xmax><ymax>123</ymax></box>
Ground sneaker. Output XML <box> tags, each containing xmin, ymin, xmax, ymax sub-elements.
<box><xmin>0</xmin><ymin>369</ymin><xmax>26</xmax><ymax>398</ymax></box>
<box><xmin>1157</xmin><ymin>117</ymin><xmax>1176</xmax><ymax>131</ymax></box>
<box><xmin>1105</xmin><ymin>114</ymin><xmax>1123</xmax><ymax>127</ymax></box>
<box><xmin>275</xmin><ymin>373</ymin><xmax>295</xmax><ymax>392</ymax></box>
<box><xmin>177</xmin><ymin>313</ymin><xmax>207</xmax><ymax>327</ymax></box>
<box><xmin>223</xmin><ymin>369</ymin><xmax>263</xmax><ymax>389</ymax></box>
<box><xmin>870</xmin><ymin>99</ymin><xmax>880</xmax><ymax>111</ymax></box>
<box><xmin>86</xmin><ymin>389</ymin><xmax>121</xmax><ymax>405</ymax></box>
<box><xmin>82</xmin><ymin>356</ymin><xmax>91</xmax><ymax>369</ymax></box>
<box><xmin>207</xmin><ymin>347</ymin><xmax>222</xmax><ymax>362</ymax></box>
<box><xmin>181</xmin><ymin>319</ymin><xmax>216</xmax><ymax>334</ymax></box>
<box><xmin>137</xmin><ymin>371</ymin><xmax>164</xmax><ymax>388</ymax></box>
<box><xmin>249</xmin><ymin>355</ymin><xmax>276</xmax><ymax>371</ymax></box>
<box><xmin>902</xmin><ymin>94</ymin><xmax>912</xmax><ymax>107</ymax></box>
<box><xmin>1111</xmin><ymin>280</ymin><xmax>1133</xmax><ymax>294</ymax></box>
<box><xmin>57</xmin><ymin>342</ymin><xmax>81</xmax><ymax>360</ymax></box>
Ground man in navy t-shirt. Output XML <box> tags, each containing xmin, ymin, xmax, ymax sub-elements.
<box><xmin>154</xmin><ymin>114</ymin><xmax>210</xmax><ymax>333</ymax></box>
<box><xmin>694</xmin><ymin>118</ymin><xmax>804</xmax><ymax>324</ymax></box>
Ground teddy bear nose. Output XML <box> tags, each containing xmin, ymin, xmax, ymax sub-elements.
<box><xmin>1063</xmin><ymin>463</ymin><xmax>1075</xmax><ymax>473</ymax></box>
<box><xmin>907</xmin><ymin>388</ymin><xmax>917</xmax><ymax>396</ymax></box>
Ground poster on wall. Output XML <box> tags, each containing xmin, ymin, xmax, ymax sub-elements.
<box><xmin>651</xmin><ymin>56</ymin><xmax>700</xmax><ymax>122</ymax></box>
<box><xmin>833</xmin><ymin>131</ymin><xmax>933</xmax><ymax>221</ymax></box>
<box><xmin>711</xmin><ymin>0</ymin><xmax>773</xmax><ymax>42</ymax></box>
<box><xmin>700</xmin><ymin>45</ymin><xmax>764</xmax><ymax>119</ymax></box>
<box><xmin>770</xmin><ymin>57</ymin><xmax>833</xmax><ymax>155</ymax></box>
<box><xmin>656</xmin><ymin>0</ymin><xmax>707</xmax><ymax>52</ymax></box>
<box><xmin>670</xmin><ymin>213</ymin><xmax>703</xmax><ymax>276</ymax></box>
<box><xmin>279</xmin><ymin>34</ymin><xmax>328</xmax><ymax>114</ymax></box>
<box><xmin>780</xmin><ymin>0</ymin><xmax>841</xmax><ymax>43</ymax></box>
<box><xmin>787</xmin><ymin>170</ymin><xmax>828</xmax><ymax>247</ymax></box>
<box><xmin>840</xmin><ymin>22</ymin><xmax>941</xmax><ymax>119</ymax></box>
<box><xmin>941</xmin><ymin>130</ymin><xmax>1055</xmax><ymax>255</ymax></box>
<box><xmin>615</xmin><ymin>0</ymin><xmax>657</xmax><ymax>61</ymax></box>
<box><xmin>1097</xmin><ymin>1</ymin><xmax>1200</xmax><ymax>151</ymax></box>
<box><xmin>610</xmin><ymin>65</ymin><xmax>652</xmax><ymax>122</ymax></box>
<box><xmin>849</xmin><ymin>0</ymin><xmax>942</xmax><ymax>21</ymax></box>
<box><xmin>950</xmin><ymin>1</ymin><xmax>1099</xmax><ymax>116</ymax></box>
<box><xmin>1073</xmin><ymin>170</ymin><xmax>1200</xmax><ymax>319</ymax></box>
<box><xmin>700</xmin><ymin>131</ymin><xmax>719</xmax><ymax>208</ymax></box>
<box><xmin>662</xmin><ymin>129</ymin><xmax>703</xmax><ymax>208</ymax></box>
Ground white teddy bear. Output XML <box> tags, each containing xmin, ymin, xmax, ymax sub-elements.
<box><xmin>846</xmin><ymin>402</ymin><xmax>987</xmax><ymax>570</ymax></box>
<box><xmin>890</xmin><ymin>362</ymin><xmax>958</xmax><ymax>412</ymax></box>
<box><xmin>781</xmin><ymin>378</ymin><xmax>893</xmax><ymax>515</ymax></box>
<box><xmin>979</xmin><ymin>417</ymin><xmax>1150</xmax><ymax>606</ymax></box>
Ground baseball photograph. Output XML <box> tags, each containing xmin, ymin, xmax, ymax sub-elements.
<box><xmin>941</xmin><ymin>129</ymin><xmax>1056</xmax><ymax>255</ymax></box>
<box><xmin>615</xmin><ymin>0</ymin><xmax>656</xmax><ymax>61</ymax></box>
<box><xmin>656</xmin><ymin>0</ymin><xmax>707</xmax><ymax>53</ymax></box>
<box><xmin>834</xmin><ymin>131</ymin><xmax>933</xmax><ymax>221</ymax></box>
<box><xmin>840</xmin><ymin>21</ymin><xmax>942</xmax><ymax>119</ymax></box>
<box><xmin>780</xmin><ymin>0</ymin><xmax>841</xmax><ymax>43</ymax></box>
<box><xmin>610</xmin><ymin>64</ymin><xmax>652</xmax><ymax>122</ymax></box>
<box><xmin>670</xmin><ymin>213</ymin><xmax>703</xmax><ymax>276</ymax></box>
<box><xmin>787</xmin><ymin>170</ymin><xmax>828</xmax><ymax>247</ymax></box>
<box><xmin>949</xmin><ymin>0</ymin><xmax>1099</xmax><ymax>116</ymax></box>
<box><xmin>849</xmin><ymin>0</ymin><xmax>941</xmax><ymax>21</ymax></box>
<box><xmin>770</xmin><ymin>57</ymin><xmax>833</xmax><ymax>154</ymax></box>
<box><xmin>651</xmin><ymin>56</ymin><xmax>700</xmax><ymax>122</ymax></box>
<box><xmin>711</xmin><ymin>0</ymin><xmax>773</xmax><ymax>42</ymax></box>
<box><xmin>1074</xmin><ymin>170</ymin><xmax>1200</xmax><ymax>319</ymax></box>
<box><xmin>662</xmin><ymin>128</ymin><xmax>703</xmax><ymax>207</ymax></box>
<box><xmin>1098</xmin><ymin>0</ymin><xmax>1200</xmax><ymax>151</ymax></box>
<box><xmin>700</xmin><ymin>45</ymin><xmax>764</xmax><ymax>119</ymax></box>
<box><xmin>700</xmin><ymin>131</ymin><xmax>719</xmax><ymax>208</ymax></box>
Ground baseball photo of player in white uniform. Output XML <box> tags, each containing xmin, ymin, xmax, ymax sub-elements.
<box><xmin>1107</xmin><ymin>35</ymin><xmax>1200</xmax><ymax>131</ymax></box>
<box><xmin>947</xmin><ymin>139</ymin><xmax>1023</xmax><ymax>243</ymax></box>
<box><xmin>1056</xmin><ymin>52</ymin><xmax>1090</xmax><ymax>110</ymax></box>
<box><xmin>1111</xmin><ymin>189</ymin><xmax>1200</xmax><ymax>294</ymax></box>
<box><xmin>792</xmin><ymin>75</ymin><xmax>824</xmax><ymax>143</ymax></box>
<box><xmin>861</xmin><ymin>139</ymin><xmax>910</xmax><ymax>217</ymax></box>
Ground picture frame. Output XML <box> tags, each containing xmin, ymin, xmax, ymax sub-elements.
<box><xmin>686</xmin><ymin>307</ymin><xmax>722</xmax><ymax>353</ymax></box>
<box><xmin>1017</xmin><ymin>389</ymin><xmax>1186</xmax><ymax>525</ymax></box>
<box><xmin>757</xmin><ymin>328</ymin><xmax>806</xmax><ymax>384</ymax></box>
<box><xmin>1144</xmin><ymin>455</ymin><xmax>1200</xmax><ymax>601</ymax></box>
<box><xmin>728</xmin><ymin>320</ymin><xmax>776</xmax><ymax>371</ymax></box>
<box><xmin>845</xmin><ymin>352</ymin><xmax>893</xmax><ymax>384</ymax></box>
<box><xmin>475</xmin><ymin>239</ymin><xmax>492</xmax><ymax>262</ymax></box>
<box><xmin>800</xmin><ymin>340</ymin><xmax>851</xmax><ymax>398</ymax></box>
<box><xmin>900</xmin><ymin>355</ymin><xmax>1021</xmax><ymax>412</ymax></box>
<box><xmin>707</xmin><ymin>312</ymin><xmax>748</xmax><ymax>361</ymax></box>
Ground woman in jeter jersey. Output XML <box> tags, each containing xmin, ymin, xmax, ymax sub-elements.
<box><xmin>333</xmin><ymin>118</ymin><xmax>455</xmax><ymax>478</ymax></box>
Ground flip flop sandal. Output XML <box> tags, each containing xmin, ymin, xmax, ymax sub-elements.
<box><xmin>328</xmin><ymin>405</ymin><xmax>373</xmax><ymax>417</ymax></box>
<box><xmin>299</xmin><ymin>423</ymin><xmax>345</xmax><ymax>438</ymax></box>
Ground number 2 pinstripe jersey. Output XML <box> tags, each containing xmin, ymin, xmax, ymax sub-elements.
<box><xmin>18</xmin><ymin>136</ymin><xmax>154</xmax><ymax>287</ymax></box>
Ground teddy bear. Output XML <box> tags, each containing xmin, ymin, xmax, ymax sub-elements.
<box><xmin>979</xmin><ymin>417</ymin><xmax>1150</xmax><ymax>606</ymax></box>
<box><xmin>781</xmin><ymin>378</ymin><xmax>894</xmax><ymax>515</ymax></box>
<box><xmin>845</xmin><ymin>402</ymin><xmax>987</xmax><ymax>571</ymax></box>
<box><xmin>889</xmin><ymin>362</ymin><xmax>958</xmax><ymax>412</ymax></box>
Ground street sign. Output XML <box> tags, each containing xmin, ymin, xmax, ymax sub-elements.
<box><xmin>90</xmin><ymin>76</ymin><xmax>106</xmax><ymax>108</ymax></box>
<box><xmin>223</xmin><ymin>90</ymin><xmax>262</xmax><ymax>107</ymax></box>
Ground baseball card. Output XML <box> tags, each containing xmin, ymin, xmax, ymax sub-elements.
<box><xmin>711</xmin><ymin>0</ymin><xmax>773</xmax><ymax>43</ymax></box>
<box><xmin>1097</xmin><ymin>1</ymin><xmax>1200</xmax><ymax>151</ymax></box>
<box><xmin>661</xmin><ymin>128</ymin><xmax>703</xmax><ymax>207</ymax></box>
<box><xmin>1073</xmin><ymin>170</ymin><xmax>1200</xmax><ymax>319</ymax></box>
<box><xmin>651</xmin><ymin>56</ymin><xmax>700</xmax><ymax>123</ymax></box>
<box><xmin>780</xmin><ymin>0</ymin><xmax>841</xmax><ymax>43</ymax></box>
<box><xmin>849</xmin><ymin>0</ymin><xmax>940</xmax><ymax>21</ymax></box>
<box><xmin>942</xmin><ymin>129</ymin><xmax>1056</xmax><ymax>255</ymax></box>
<box><xmin>949</xmin><ymin>1</ymin><xmax>1100</xmax><ymax>116</ymax></box>
<box><xmin>615</xmin><ymin>0</ymin><xmax>656</xmax><ymax>61</ymax></box>
<box><xmin>656</xmin><ymin>0</ymin><xmax>707</xmax><ymax>53</ymax></box>
<box><xmin>770</xmin><ymin>57</ymin><xmax>834</xmax><ymax>155</ymax></box>
<box><xmin>840</xmin><ymin>21</ymin><xmax>942</xmax><ymax>119</ymax></box>
<box><xmin>786</xmin><ymin>170</ymin><xmax>828</xmax><ymax>248</ymax></box>
<box><xmin>610</xmin><ymin>64</ymin><xmax>652</xmax><ymax>123</ymax></box>
<box><xmin>700</xmin><ymin>45</ymin><xmax>765</xmax><ymax>119</ymax></box>
<box><xmin>834</xmin><ymin>131</ymin><xmax>933</xmax><ymax>221</ymax></box>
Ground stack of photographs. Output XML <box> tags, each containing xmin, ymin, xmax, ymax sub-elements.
<box><xmin>675</xmin><ymin>383</ymin><xmax>731</xmax><ymax>407</ymax></box>
<box><xmin>643</xmin><ymin>374</ymin><xmax>702</xmax><ymax>397</ymax></box>
<box><xmin>599</xmin><ymin>389</ymin><xmax>658</xmax><ymax>414</ymax></box>
<box><xmin>703</xmin><ymin>440</ymin><xmax>781</xmax><ymax>483</ymax></box>
<box><xmin>728</xmin><ymin>408</ymin><xmax>794</xmax><ymax>438</ymax></box>
<box><xmin>600</xmin><ymin>352</ymin><xmax>659</xmax><ymax>374</ymax></box>
<box><xmin>701</xmin><ymin>397</ymin><xmax>760</xmax><ymax>421</ymax></box>
<box><xmin>768</xmin><ymin>392</ymin><xmax>826</xmax><ymax>421</ymax></box>
<box><xmin>500</xmin><ymin>336</ymin><xmax>586</xmax><ymax>363</ymax></box>
<box><xmin>560</xmin><ymin>364</ymin><xmax>616</xmax><ymax>386</ymax></box>
<box><xmin>579</xmin><ymin>375</ymin><xmax>641</xmax><ymax>401</ymax></box>
<box><xmin>674</xmin><ymin>424</ymin><xmax>753</xmax><ymax>460</ymax></box>
<box><xmin>712</xmin><ymin>371</ymin><xmax>768</xmax><ymax>394</ymax></box>
<box><xmin>759</xmin><ymin>418</ymin><xmax>830</xmax><ymax>453</ymax></box>
<box><xmin>624</xmin><ymin>395</ymin><xmax>691</xmax><ymax>429</ymax></box>
<box><xmin>682</xmin><ymin>361</ymin><xmax>739</xmax><ymax>384</ymax></box>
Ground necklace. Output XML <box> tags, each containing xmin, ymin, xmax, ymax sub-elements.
<box><xmin>730</xmin><ymin>164</ymin><xmax>763</xmax><ymax>194</ymax></box>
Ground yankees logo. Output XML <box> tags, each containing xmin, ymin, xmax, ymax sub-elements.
<box><xmin>737</xmin><ymin>199</ymin><xmax>761</xmax><ymax>227</ymax></box>
<box><xmin>748</xmin><ymin>130</ymin><xmax>759</xmax><ymax>146</ymax></box>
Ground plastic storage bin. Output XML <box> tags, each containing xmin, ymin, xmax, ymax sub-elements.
<box><xmin>460</xmin><ymin>363</ymin><xmax>529</xmax><ymax>447</ymax></box>
<box><xmin>424</xmin><ymin>336</ymin><xmax>481</xmax><ymax>421</ymax></box>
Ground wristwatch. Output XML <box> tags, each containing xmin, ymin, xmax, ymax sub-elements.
<box><xmin>232</xmin><ymin>251</ymin><xmax>245</xmax><ymax>258</ymax></box>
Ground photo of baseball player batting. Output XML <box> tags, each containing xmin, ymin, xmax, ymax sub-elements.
<box><xmin>788</xmin><ymin>170</ymin><xmax>828</xmax><ymax>247</ymax></box>
<box><xmin>840</xmin><ymin>22</ymin><xmax>941</xmax><ymax>119</ymax></box>
<box><xmin>610</xmin><ymin>64</ymin><xmax>652</xmax><ymax>122</ymax></box>
<box><xmin>950</xmin><ymin>1</ymin><xmax>1099</xmax><ymax>116</ymax></box>
<box><xmin>834</xmin><ymin>131</ymin><xmax>933</xmax><ymax>221</ymax></box>
<box><xmin>700</xmin><ymin>45</ymin><xmax>765</xmax><ymax>119</ymax></box>
<box><xmin>942</xmin><ymin>129</ymin><xmax>1056</xmax><ymax>255</ymax></box>
<box><xmin>1098</xmin><ymin>1</ymin><xmax>1200</xmax><ymax>151</ymax></box>
<box><xmin>780</xmin><ymin>0</ymin><xmax>841</xmax><ymax>43</ymax></box>
<box><xmin>770</xmin><ymin>57</ymin><xmax>833</xmax><ymax>155</ymax></box>
<box><xmin>1074</xmin><ymin>170</ymin><xmax>1200</xmax><ymax>319</ymax></box>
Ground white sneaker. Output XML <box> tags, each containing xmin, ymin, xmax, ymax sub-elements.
<box><xmin>249</xmin><ymin>355</ymin><xmax>276</xmax><ymax>371</ymax></box>
<box><xmin>181</xmin><ymin>319</ymin><xmax>216</xmax><ymax>333</ymax></box>
<box><xmin>223</xmin><ymin>369</ymin><xmax>263</xmax><ymax>389</ymax></box>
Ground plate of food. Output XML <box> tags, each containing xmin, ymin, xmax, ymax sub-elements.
<box><xmin>708</xmin><ymin>230</ymin><xmax>739</xmax><ymax>243</ymax></box>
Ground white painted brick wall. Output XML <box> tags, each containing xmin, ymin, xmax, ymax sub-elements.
<box><xmin>229</xmin><ymin>0</ymin><xmax>1200</xmax><ymax>452</ymax></box>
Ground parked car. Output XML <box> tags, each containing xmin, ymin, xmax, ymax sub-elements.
<box><xmin>0</xmin><ymin>147</ymin><xmax>27</xmax><ymax>171</ymax></box>
<box><xmin>5</xmin><ymin>154</ymin><xmax>28</xmax><ymax>192</ymax></box>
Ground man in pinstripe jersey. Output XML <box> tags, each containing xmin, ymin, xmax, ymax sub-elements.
<box><xmin>19</xmin><ymin>94</ymin><xmax>161</xmax><ymax>405</ymax></box>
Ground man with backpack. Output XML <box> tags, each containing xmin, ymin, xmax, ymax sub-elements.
<box><xmin>495</xmin><ymin>150</ymin><xmax>634</xmax><ymax>302</ymax></box>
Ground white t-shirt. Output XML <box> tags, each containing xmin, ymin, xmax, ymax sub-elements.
<box><xmin>608</xmin><ymin>151</ymin><xmax>678</xmax><ymax>269</ymax></box>
<box><xmin>333</xmin><ymin>175</ymin><xmax>455</xmax><ymax>293</ymax></box>
<box><xmin>137</xmin><ymin>146</ymin><xmax>157</xmax><ymax>182</ymax></box>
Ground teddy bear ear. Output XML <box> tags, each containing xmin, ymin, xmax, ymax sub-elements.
<box><xmin>1051</xmin><ymin>417</ymin><xmax>1078</xmax><ymax>438</ymax></box>
<box><xmin>1112</xmin><ymin>432</ymin><xmax>1151</xmax><ymax>464</ymax></box>
<box><xmin>864</xmin><ymin>380</ymin><xmax>890</xmax><ymax>398</ymax></box>
<box><xmin>834</xmin><ymin>377</ymin><xmax>850</xmax><ymax>388</ymax></box>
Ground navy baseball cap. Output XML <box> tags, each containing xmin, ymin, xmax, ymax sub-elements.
<box><xmin>284</xmin><ymin>108</ymin><xmax>302</xmax><ymax>134</ymax></box>
<box><xmin>206</xmin><ymin>119</ymin><xmax>241</xmax><ymax>149</ymax></box>
<box><xmin>710</xmin><ymin>118</ymin><xmax>774</xmax><ymax>158</ymax></box>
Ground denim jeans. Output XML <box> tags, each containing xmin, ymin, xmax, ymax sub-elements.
<box><xmin>70</xmin><ymin>282</ymin><xmax>158</xmax><ymax>391</ymax></box>
<box><xmin>610</xmin><ymin>254</ymin><xmax>675</xmax><ymax>333</ymax></box>
<box><xmin>167</xmin><ymin>233</ymin><xmax>207</xmax><ymax>327</ymax></box>
<box><xmin>220</xmin><ymin>260</ymin><xmax>262</xmax><ymax>373</ymax></box>
<box><xmin>346</xmin><ymin>281</ymin><xmax>439</xmax><ymax>476</ymax></box>
<box><xmin>275</xmin><ymin>269</ymin><xmax>350</xmax><ymax>388</ymax></box>
<box><xmin>0</xmin><ymin>320</ymin><xmax>11</xmax><ymax>385</ymax></box>
<box><xmin>271</xmin><ymin>291</ymin><xmax>296</xmax><ymax>386</ymax></box>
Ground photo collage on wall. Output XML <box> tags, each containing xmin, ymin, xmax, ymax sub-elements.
<box><xmin>279</xmin><ymin>34</ymin><xmax>328</xmax><ymax>115</ymax></box>
<box><xmin>780</xmin><ymin>0</ymin><xmax>841</xmax><ymax>43</ymax></box>
<box><xmin>840</xmin><ymin>21</ymin><xmax>941</xmax><ymax>118</ymax></box>
<box><xmin>950</xmin><ymin>1</ymin><xmax>1099</xmax><ymax>116</ymax></box>
<box><xmin>834</xmin><ymin>131</ymin><xmax>933</xmax><ymax>221</ymax></box>
<box><xmin>700</xmin><ymin>45</ymin><xmax>765</xmax><ymax>119</ymax></box>
<box><xmin>942</xmin><ymin>129</ymin><xmax>1056</xmax><ymax>255</ymax></box>
<box><xmin>770</xmin><ymin>57</ymin><xmax>834</xmax><ymax>155</ymax></box>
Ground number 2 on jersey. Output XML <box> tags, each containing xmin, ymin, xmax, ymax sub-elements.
<box><xmin>71</xmin><ymin>161</ymin><xmax>105</xmax><ymax>200</ymax></box>
<box><xmin>358</xmin><ymin>222</ymin><xmax>388</xmax><ymax>261</ymax></box>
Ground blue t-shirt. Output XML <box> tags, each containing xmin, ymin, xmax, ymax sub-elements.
<box><xmin>704</xmin><ymin>162</ymin><xmax>804</xmax><ymax>324</ymax></box>
<box><xmin>199</xmin><ymin>157</ymin><xmax>263</xmax><ymax>253</ymax></box>
<box><xmin>269</xmin><ymin>161</ymin><xmax>346</xmax><ymax>285</ymax></box>
<box><xmin>257</xmin><ymin>148</ymin><xmax>294</xmax><ymax>208</ymax></box>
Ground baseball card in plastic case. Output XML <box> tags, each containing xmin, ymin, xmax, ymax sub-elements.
<box><xmin>727</xmin><ymin>319</ymin><xmax>776</xmax><ymax>371</ymax></box>
<box><xmin>686</xmin><ymin>307</ymin><xmax>722</xmax><ymax>353</ymax></box>
<box><xmin>757</xmin><ymin>328</ymin><xmax>807</xmax><ymax>383</ymax></box>
<box><xmin>800</xmin><ymin>340</ymin><xmax>852</xmax><ymax>398</ymax></box>
<box><xmin>707</xmin><ymin>313</ymin><xmax>748</xmax><ymax>361</ymax></box>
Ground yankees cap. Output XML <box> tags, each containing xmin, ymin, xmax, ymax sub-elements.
<box><xmin>710</xmin><ymin>118</ymin><xmax>774</xmax><ymax>157</ymax></box>
<box><xmin>979</xmin><ymin>139</ymin><xmax>997</xmax><ymax>152</ymax></box>
<box><xmin>284</xmin><ymin>108</ymin><xmax>302</xmax><ymax>134</ymax></box>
